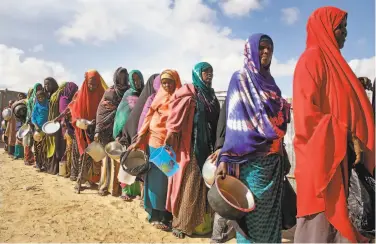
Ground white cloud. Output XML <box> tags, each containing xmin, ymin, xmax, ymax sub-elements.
<box><xmin>219</xmin><ymin>0</ymin><xmax>262</xmax><ymax>17</ymax></box>
<box><xmin>281</xmin><ymin>7</ymin><xmax>300</xmax><ymax>25</ymax></box>
<box><xmin>1</xmin><ymin>0</ymin><xmax>373</xmax><ymax>97</ymax></box>
<box><xmin>0</xmin><ymin>44</ymin><xmax>76</xmax><ymax>92</ymax></box>
<box><xmin>29</xmin><ymin>44</ymin><xmax>44</xmax><ymax>53</ymax></box>
<box><xmin>349</xmin><ymin>56</ymin><xmax>376</xmax><ymax>80</ymax></box>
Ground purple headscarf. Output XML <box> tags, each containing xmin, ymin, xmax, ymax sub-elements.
<box><xmin>137</xmin><ymin>75</ymin><xmax>161</xmax><ymax>131</ymax></box>
<box><xmin>218</xmin><ymin>33</ymin><xmax>290</xmax><ymax>164</ymax></box>
<box><xmin>59</xmin><ymin>82</ymin><xmax>79</xmax><ymax>113</ymax></box>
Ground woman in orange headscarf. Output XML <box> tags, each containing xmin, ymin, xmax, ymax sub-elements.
<box><xmin>129</xmin><ymin>69</ymin><xmax>182</xmax><ymax>230</ymax></box>
<box><xmin>61</xmin><ymin>70</ymin><xmax>108</xmax><ymax>186</ymax></box>
<box><xmin>293</xmin><ymin>7</ymin><xmax>374</xmax><ymax>243</ymax></box>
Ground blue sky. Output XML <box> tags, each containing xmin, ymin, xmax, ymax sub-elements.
<box><xmin>0</xmin><ymin>0</ymin><xmax>374</xmax><ymax>97</ymax></box>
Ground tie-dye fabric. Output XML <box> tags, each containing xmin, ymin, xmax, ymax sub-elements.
<box><xmin>219</xmin><ymin>33</ymin><xmax>290</xmax><ymax>165</ymax></box>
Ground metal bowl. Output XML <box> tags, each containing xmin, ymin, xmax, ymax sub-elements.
<box><xmin>17</xmin><ymin>124</ymin><xmax>31</xmax><ymax>139</ymax></box>
<box><xmin>42</xmin><ymin>121</ymin><xmax>61</xmax><ymax>135</ymax></box>
<box><xmin>76</xmin><ymin>119</ymin><xmax>92</xmax><ymax>130</ymax></box>
<box><xmin>1</xmin><ymin>120</ymin><xmax>6</xmax><ymax>129</ymax></box>
<box><xmin>105</xmin><ymin>141</ymin><xmax>126</xmax><ymax>161</ymax></box>
<box><xmin>202</xmin><ymin>157</ymin><xmax>217</xmax><ymax>188</ymax></box>
<box><xmin>208</xmin><ymin>175</ymin><xmax>255</xmax><ymax>220</ymax></box>
<box><xmin>2</xmin><ymin>108</ymin><xmax>12</xmax><ymax>121</ymax></box>
<box><xmin>85</xmin><ymin>141</ymin><xmax>106</xmax><ymax>162</ymax></box>
<box><xmin>121</xmin><ymin>150</ymin><xmax>149</xmax><ymax>176</ymax></box>
<box><xmin>33</xmin><ymin>131</ymin><xmax>45</xmax><ymax>142</ymax></box>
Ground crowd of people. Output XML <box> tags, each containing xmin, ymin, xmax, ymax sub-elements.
<box><xmin>1</xmin><ymin>6</ymin><xmax>375</xmax><ymax>243</ymax></box>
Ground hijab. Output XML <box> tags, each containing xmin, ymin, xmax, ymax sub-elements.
<box><xmin>219</xmin><ymin>34</ymin><xmax>290</xmax><ymax>164</ymax></box>
<box><xmin>59</xmin><ymin>82</ymin><xmax>79</xmax><ymax>113</ymax></box>
<box><xmin>113</xmin><ymin>70</ymin><xmax>144</xmax><ymax>139</ymax></box>
<box><xmin>95</xmin><ymin>67</ymin><xmax>128</xmax><ymax>137</ymax></box>
<box><xmin>69</xmin><ymin>69</ymin><xmax>108</xmax><ymax>154</ymax></box>
<box><xmin>31</xmin><ymin>91</ymin><xmax>49</xmax><ymax>128</ymax></box>
<box><xmin>119</xmin><ymin>73</ymin><xmax>159</xmax><ymax>146</ymax></box>
<box><xmin>26</xmin><ymin>83</ymin><xmax>42</xmax><ymax>121</ymax></box>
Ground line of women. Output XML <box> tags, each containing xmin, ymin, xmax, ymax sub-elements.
<box><xmin>3</xmin><ymin>6</ymin><xmax>375</xmax><ymax>243</ymax></box>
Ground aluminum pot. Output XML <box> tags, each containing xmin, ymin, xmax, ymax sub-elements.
<box><xmin>2</xmin><ymin>108</ymin><xmax>12</xmax><ymax>121</ymax></box>
<box><xmin>105</xmin><ymin>141</ymin><xmax>126</xmax><ymax>161</ymax></box>
<box><xmin>120</xmin><ymin>150</ymin><xmax>149</xmax><ymax>176</ymax></box>
<box><xmin>85</xmin><ymin>141</ymin><xmax>106</xmax><ymax>162</ymax></box>
<box><xmin>33</xmin><ymin>131</ymin><xmax>45</xmax><ymax>142</ymax></box>
<box><xmin>1</xmin><ymin>120</ymin><xmax>6</xmax><ymax>129</ymax></box>
<box><xmin>208</xmin><ymin>175</ymin><xmax>255</xmax><ymax>220</ymax></box>
<box><xmin>17</xmin><ymin>124</ymin><xmax>31</xmax><ymax>139</ymax></box>
<box><xmin>76</xmin><ymin>119</ymin><xmax>92</xmax><ymax>130</ymax></box>
<box><xmin>202</xmin><ymin>157</ymin><xmax>216</xmax><ymax>188</ymax></box>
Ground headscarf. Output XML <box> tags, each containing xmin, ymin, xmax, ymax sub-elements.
<box><xmin>138</xmin><ymin>75</ymin><xmax>161</xmax><ymax>131</ymax></box>
<box><xmin>192</xmin><ymin>62</ymin><xmax>220</xmax><ymax>168</ymax></box>
<box><xmin>69</xmin><ymin>69</ymin><xmax>108</xmax><ymax>155</ymax></box>
<box><xmin>58</xmin><ymin>82</ymin><xmax>78</xmax><ymax>137</ymax></box>
<box><xmin>44</xmin><ymin>77</ymin><xmax>59</xmax><ymax>99</ymax></box>
<box><xmin>138</xmin><ymin>69</ymin><xmax>182</xmax><ymax>147</ymax></box>
<box><xmin>31</xmin><ymin>91</ymin><xmax>49</xmax><ymax>128</ymax></box>
<box><xmin>95</xmin><ymin>67</ymin><xmax>128</xmax><ymax>139</ymax></box>
<box><xmin>119</xmin><ymin>73</ymin><xmax>159</xmax><ymax>146</ymax></box>
<box><xmin>219</xmin><ymin>34</ymin><xmax>290</xmax><ymax>165</ymax></box>
<box><xmin>59</xmin><ymin>82</ymin><xmax>79</xmax><ymax>113</ymax></box>
<box><xmin>292</xmin><ymin>7</ymin><xmax>374</xmax><ymax>242</ymax></box>
<box><xmin>192</xmin><ymin>62</ymin><xmax>219</xmax><ymax>112</ymax></box>
<box><xmin>26</xmin><ymin>83</ymin><xmax>42</xmax><ymax>122</ymax></box>
<box><xmin>113</xmin><ymin>70</ymin><xmax>144</xmax><ymax>139</ymax></box>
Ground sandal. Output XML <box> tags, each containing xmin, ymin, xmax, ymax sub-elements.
<box><xmin>119</xmin><ymin>194</ymin><xmax>132</xmax><ymax>201</ymax></box>
<box><xmin>155</xmin><ymin>222</ymin><xmax>171</xmax><ymax>231</ymax></box>
<box><xmin>98</xmin><ymin>189</ymin><xmax>108</xmax><ymax>196</ymax></box>
<box><xmin>172</xmin><ymin>229</ymin><xmax>186</xmax><ymax>239</ymax></box>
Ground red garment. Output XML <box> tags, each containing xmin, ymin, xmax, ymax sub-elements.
<box><xmin>68</xmin><ymin>70</ymin><xmax>107</xmax><ymax>155</ymax></box>
<box><xmin>165</xmin><ymin>84</ymin><xmax>196</xmax><ymax>216</ymax></box>
<box><xmin>293</xmin><ymin>7</ymin><xmax>375</xmax><ymax>242</ymax></box>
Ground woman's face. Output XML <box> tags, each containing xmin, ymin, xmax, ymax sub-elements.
<box><xmin>44</xmin><ymin>80</ymin><xmax>53</xmax><ymax>93</ymax></box>
<box><xmin>161</xmin><ymin>78</ymin><xmax>176</xmax><ymax>94</ymax></box>
<box><xmin>36</xmin><ymin>84</ymin><xmax>43</xmax><ymax>92</ymax></box>
<box><xmin>118</xmin><ymin>71</ymin><xmax>128</xmax><ymax>86</ymax></box>
<box><xmin>334</xmin><ymin>17</ymin><xmax>347</xmax><ymax>49</ymax></box>
<box><xmin>259</xmin><ymin>40</ymin><xmax>273</xmax><ymax>68</ymax></box>
<box><xmin>37</xmin><ymin>93</ymin><xmax>45</xmax><ymax>103</ymax></box>
<box><xmin>88</xmin><ymin>76</ymin><xmax>98</xmax><ymax>92</ymax></box>
<box><xmin>132</xmin><ymin>73</ymin><xmax>142</xmax><ymax>90</ymax></box>
<box><xmin>201</xmin><ymin>67</ymin><xmax>213</xmax><ymax>86</ymax></box>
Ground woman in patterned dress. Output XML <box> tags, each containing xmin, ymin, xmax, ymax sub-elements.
<box><xmin>216</xmin><ymin>34</ymin><xmax>291</xmax><ymax>243</ymax></box>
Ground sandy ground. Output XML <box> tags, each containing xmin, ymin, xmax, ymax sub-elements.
<box><xmin>0</xmin><ymin>150</ymin><xmax>294</xmax><ymax>243</ymax></box>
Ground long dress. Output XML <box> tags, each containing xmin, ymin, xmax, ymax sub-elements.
<box><xmin>292</xmin><ymin>7</ymin><xmax>374</xmax><ymax>243</ymax></box>
<box><xmin>138</xmin><ymin>70</ymin><xmax>181</xmax><ymax>224</ymax></box>
<box><xmin>166</xmin><ymin>83</ymin><xmax>219</xmax><ymax>236</ymax></box>
<box><xmin>96</xmin><ymin>68</ymin><xmax>128</xmax><ymax>195</ymax></box>
<box><xmin>46</xmin><ymin>83</ymin><xmax>67</xmax><ymax>175</ymax></box>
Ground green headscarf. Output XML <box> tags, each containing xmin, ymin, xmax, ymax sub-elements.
<box><xmin>128</xmin><ymin>70</ymin><xmax>144</xmax><ymax>92</ymax></box>
<box><xmin>192</xmin><ymin>62</ymin><xmax>215</xmax><ymax>102</ymax></box>
<box><xmin>112</xmin><ymin>70</ymin><xmax>144</xmax><ymax>139</ymax></box>
<box><xmin>192</xmin><ymin>62</ymin><xmax>220</xmax><ymax>171</ymax></box>
<box><xmin>26</xmin><ymin>83</ymin><xmax>42</xmax><ymax>122</ymax></box>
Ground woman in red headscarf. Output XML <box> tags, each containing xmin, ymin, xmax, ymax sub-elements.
<box><xmin>293</xmin><ymin>6</ymin><xmax>374</xmax><ymax>243</ymax></box>
<box><xmin>60</xmin><ymin>70</ymin><xmax>108</xmax><ymax>186</ymax></box>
